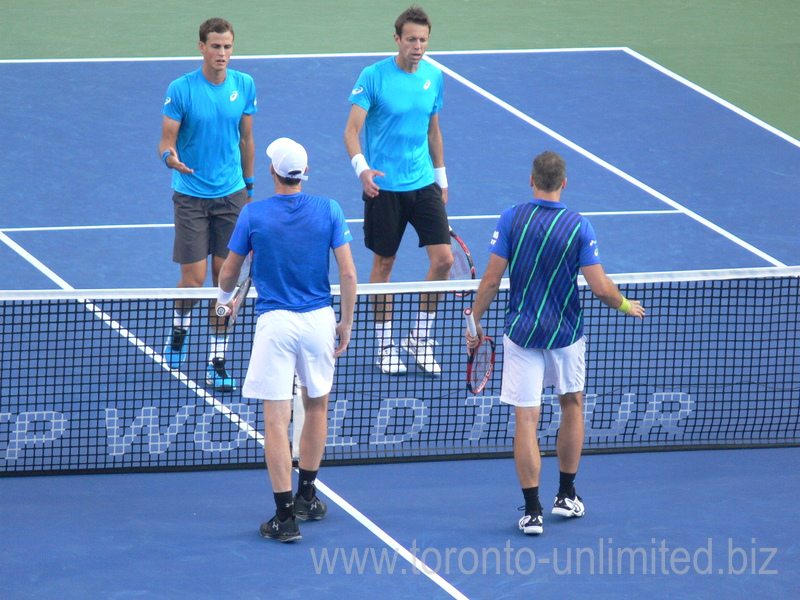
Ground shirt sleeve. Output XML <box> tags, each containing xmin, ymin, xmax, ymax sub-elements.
<box><xmin>578</xmin><ymin>217</ymin><xmax>602</xmax><ymax>266</ymax></box>
<box><xmin>348</xmin><ymin>66</ymin><xmax>373</xmax><ymax>112</ymax></box>
<box><xmin>227</xmin><ymin>204</ymin><xmax>252</xmax><ymax>256</ymax></box>
<box><xmin>488</xmin><ymin>207</ymin><xmax>513</xmax><ymax>259</ymax></box>
<box><xmin>330</xmin><ymin>200</ymin><xmax>353</xmax><ymax>249</ymax></box>
<box><xmin>161</xmin><ymin>78</ymin><xmax>184</xmax><ymax>122</ymax></box>
<box><xmin>243</xmin><ymin>74</ymin><xmax>257</xmax><ymax>116</ymax></box>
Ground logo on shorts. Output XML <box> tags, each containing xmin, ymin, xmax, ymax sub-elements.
<box><xmin>164</xmin><ymin>97</ymin><xmax>172</xmax><ymax>105</ymax></box>
<box><xmin>230</xmin><ymin>91</ymin><xmax>239</xmax><ymax>102</ymax></box>
<box><xmin>423</xmin><ymin>80</ymin><xmax>431</xmax><ymax>90</ymax></box>
<box><xmin>352</xmin><ymin>86</ymin><xmax>364</xmax><ymax>95</ymax></box>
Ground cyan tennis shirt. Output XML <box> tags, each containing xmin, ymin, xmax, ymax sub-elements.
<box><xmin>349</xmin><ymin>56</ymin><xmax>443</xmax><ymax>192</ymax></box>
<box><xmin>162</xmin><ymin>68</ymin><xmax>257</xmax><ymax>198</ymax></box>
<box><xmin>490</xmin><ymin>198</ymin><xmax>601</xmax><ymax>350</ymax></box>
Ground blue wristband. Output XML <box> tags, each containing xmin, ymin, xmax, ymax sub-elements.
<box><xmin>244</xmin><ymin>176</ymin><xmax>254</xmax><ymax>197</ymax></box>
<box><xmin>161</xmin><ymin>150</ymin><xmax>171</xmax><ymax>167</ymax></box>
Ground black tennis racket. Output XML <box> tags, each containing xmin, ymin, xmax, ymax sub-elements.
<box><xmin>216</xmin><ymin>253</ymin><xmax>252</xmax><ymax>327</ymax></box>
<box><xmin>464</xmin><ymin>308</ymin><xmax>496</xmax><ymax>394</ymax></box>
<box><xmin>449</xmin><ymin>226</ymin><xmax>475</xmax><ymax>297</ymax></box>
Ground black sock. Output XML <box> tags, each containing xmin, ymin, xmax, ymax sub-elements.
<box><xmin>558</xmin><ymin>471</ymin><xmax>576</xmax><ymax>497</ymax></box>
<box><xmin>297</xmin><ymin>468</ymin><xmax>318</xmax><ymax>501</ymax></box>
<box><xmin>522</xmin><ymin>486</ymin><xmax>540</xmax><ymax>515</ymax></box>
<box><xmin>274</xmin><ymin>491</ymin><xmax>294</xmax><ymax>521</ymax></box>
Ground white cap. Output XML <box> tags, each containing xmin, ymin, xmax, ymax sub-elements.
<box><xmin>267</xmin><ymin>137</ymin><xmax>308</xmax><ymax>180</ymax></box>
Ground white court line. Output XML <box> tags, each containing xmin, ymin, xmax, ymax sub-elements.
<box><xmin>0</xmin><ymin>223</ymin><xmax>173</xmax><ymax>233</ymax></box>
<box><xmin>0</xmin><ymin>235</ymin><xmax>465</xmax><ymax>597</ymax></box>
<box><xmin>0</xmin><ymin>210</ymin><xmax>681</xmax><ymax>232</ymax></box>
<box><xmin>621</xmin><ymin>48</ymin><xmax>800</xmax><ymax>149</ymax></box>
<box><xmin>0</xmin><ymin>233</ymin><xmax>261</xmax><ymax>443</ymax></box>
<box><xmin>422</xmin><ymin>55</ymin><xmax>787</xmax><ymax>268</ymax></box>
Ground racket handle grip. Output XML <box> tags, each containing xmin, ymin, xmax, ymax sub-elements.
<box><xmin>216</xmin><ymin>304</ymin><xmax>231</xmax><ymax>318</ymax></box>
<box><xmin>464</xmin><ymin>308</ymin><xmax>478</xmax><ymax>337</ymax></box>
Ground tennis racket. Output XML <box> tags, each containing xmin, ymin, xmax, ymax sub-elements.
<box><xmin>464</xmin><ymin>308</ymin><xmax>496</xmax><ymax>394</ymax></box>
<box><xmin>215</xmin><ymin>252</ymin><xmax>252</xmax><ymax>326</ymax></box>
<box><xmin>449</xmin><ymin>226</ymin><xmax>476</xmax><ymax>297</ymax></box>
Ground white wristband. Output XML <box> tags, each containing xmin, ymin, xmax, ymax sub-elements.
<box><xmin>351</xmin><ymin>153</ymin><xmax>370</xmax><ymax>177</ymax></box>
<box><xmin>434</xmin><ymin>166</ymin><xmax>448</xmax><ymax>188</ymax></box>
<box><xmin>217</xmin><ymin>288</ymin><xmax>235</xmax><ymax>304</ymax></box>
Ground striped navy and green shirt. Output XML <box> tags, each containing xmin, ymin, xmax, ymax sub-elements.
<box><xmin>489</xmin><ymin>198</ymin><xmax>601</xmax><ymax>349</ymax></box>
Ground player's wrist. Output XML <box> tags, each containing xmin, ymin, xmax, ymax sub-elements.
<box><xmin>616</xmin><ymin>296</ymin><xmax>631</xmax><ymax>314</ymax></box>
<box><xmin>161</xmin><ymin>150</ymin><xmax>172</xmax><ymax>168</ymax></box>
<box><xmin>217</xmin><ymin>288</ymin><xmax>235</xmax><ymax>304</ymax></box>
<box><xmin>434</xmin><ymin>166</ymin><xmax>448</xmax><ymax>188</ymax></box>
<box><xmin>351</xmin><ymin>153</ymin><xmax>370</xmax><ymax>177</ymax></box>
<box><xmin>244</xmin><ymin>176</ymin><xmax>254</xmax><ymax>197</ymax></box>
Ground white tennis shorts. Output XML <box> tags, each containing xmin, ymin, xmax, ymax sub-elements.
<box><xmin>242</xmin><ymin>306</ymin><xmax>336</xmax><ymax>401</ymax></box>
<box><xmin>500</xmin><ymin>335</ymin><xmax>586</xmax><ymax>407</ymax></box>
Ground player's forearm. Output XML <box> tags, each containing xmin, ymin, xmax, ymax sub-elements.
<box><xmin>239</xmin><ymin>137</ymin><xmax>255</xmax><ymax>179</ymax></box>
<box><xmin>337</xmin><ymin>267</ymin><xmax>357</xmax><ymax>327</ymax></box>
<box><xmin>428</xmin><ymin>129</ymin><xmax>444</xmax><ymax>168</ymax></box>
<box><xmin>471</xmin><ymin>276</ymin><xmax>501</xmax><ymax>325</ymax></box>
<box><xmin>343</xmin><ymin>127</ymin><xmax>362</xmax><ymax>160</ymax></box>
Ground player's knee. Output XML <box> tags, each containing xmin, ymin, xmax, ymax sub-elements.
<box><xmin>431</xmin><ymin>253</ymin><xmax>454</xmax><ymax>276</ymax></box>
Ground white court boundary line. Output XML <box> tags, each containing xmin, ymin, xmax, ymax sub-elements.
<box><xmin>0</xmin><ymin>247</ymin><xmax>465</xmax><ymax>596</ymax></box>
<box><xmin>422</xmin><ymin>54</ymin><xmax>787</xmax><ymax>268</ymax></box>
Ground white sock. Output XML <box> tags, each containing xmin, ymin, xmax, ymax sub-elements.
<box><xmin>375</xmin><ymin>322</ymin><xmax>394</xmax><ymax>349</ymax></box>
<box><xmin>209</xmin><ymin>335</ymin><xmax>229</xmax><ymax>364</ymax></box>
<box><xmin>173</xmin><ymin>310</ymin><xmax>191</xmax><ymax>330</ymax></box>
<box><xmin>411</xmin><ymin>312</ymin><xmax>435</xmax><ymax>340</ymax></box>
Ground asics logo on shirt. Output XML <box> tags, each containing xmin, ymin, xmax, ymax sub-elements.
<box><xmin>230</xmin><ymin>91</ymin><xmax>239</xmax><ymax>102</ymax></box>
<box><xmin>164</xmin><ymin>97</ymin><xmax>172</xmax><ymax>105</ymax></box>
<box><xmin>424</xmin><ymin>80</ymin><xmax>431</xmax><ymax>90</ymax></box>
<box><xmin>352</xmin><ymin>86</ymin><xmax>364</xmax><ymax>95</ymax></box>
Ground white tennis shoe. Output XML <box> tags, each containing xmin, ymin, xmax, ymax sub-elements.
<box><xmin>552</xmin><ymin>492</ymin><xmax>585</xmax><ymax>518</ymax></box>
<box><xmin>376</xmin><ymin>345</ymin><xmax>407</xmax><ymax>375</ymax></box>
<box><xmin>401</xmin><ymin>335</ymin><xmax>441</xmax><ymax>376</ymax></box>
<box><xmin>518</xmin><ymin>512</ymin><xmax>543</xmax><ymax>535</ymax></box>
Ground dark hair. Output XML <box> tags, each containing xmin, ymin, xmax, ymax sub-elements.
<box><xmin>532</xmin><ymin>151</ymin><xmax>566</xmax><ymax>193</ymax></box>
<box><xmin>199</xmin><ymin>18</ymin><xmax>234</xmax><ymax>43</ymax></box>
<box><xmin>394</xmin><ymin>5</ymin><xmax>431</xmax><ymax>36</ymax></box>
<box><xmin>275</xmin><ymin>173</ymin><xmax>302</xmax><ymax>187</ymax></box>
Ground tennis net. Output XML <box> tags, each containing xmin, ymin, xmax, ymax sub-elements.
<box><xmin>1</xmin><ymin>266</ymin><xmax>798</xmax><ymax>475</ymax></box>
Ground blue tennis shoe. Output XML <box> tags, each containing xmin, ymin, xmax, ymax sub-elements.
<box><xmin>163</xmin><ymin>326</ymin><xmax>189</xmax><ymax>369</ymax></box>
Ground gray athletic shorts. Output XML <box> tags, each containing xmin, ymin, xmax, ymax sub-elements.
<box><xmin>172</xmin><ymin>188</ymin><xmax>247</xmax><ymax>264</ymax></box>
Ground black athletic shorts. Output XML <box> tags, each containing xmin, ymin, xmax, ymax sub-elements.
<box><xmin>363</xmin><ymin>183</ymin><xmax>450</xmax><ymax>257</ymax></box>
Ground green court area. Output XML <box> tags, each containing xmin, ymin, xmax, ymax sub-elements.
<box><xmin>1</xmin><ymin>0</ymin><xmax>798</xmax><ymax>140</ymax></box>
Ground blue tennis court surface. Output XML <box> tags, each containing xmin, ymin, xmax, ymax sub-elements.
<box><xmin>1</xmin><ymin>49</ymin><xmax>798</xmax><ymax>290</ymax></box>
<box><xmin>1</xmin><ymin>49</ymin><xmax>799</xmax><ymax>599</ymax></box>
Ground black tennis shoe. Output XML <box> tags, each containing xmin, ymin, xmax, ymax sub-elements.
<box><xmin>294</xmin><ymin>492</ymin><xmax>328</xmax><ymax>521</ymax></box>
<box><xmin>260</xmin><ymin>515</ymin><xmax>302</xmax><ymax>542</ymax></box>
<box><xmin>552</xmin><ymin>491</ymin><xmax>585</xmax><ymax>518</ymax></box>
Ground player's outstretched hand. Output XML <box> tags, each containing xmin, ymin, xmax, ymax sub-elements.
<box><xmin>626</xmin><ymin>300</ymin><xmax>646</xmax><ymax>319</ymax></box>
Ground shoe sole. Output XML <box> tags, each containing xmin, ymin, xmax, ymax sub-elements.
<box><xmin>521</xmin><ymin>526</ymin><xmax>543</xmax><ymax>535</ymax></box>
<box><xmin>260</xmin><ymin>531</ymin><xmax>302</xmax><ymax>542</ymax></box>
<box><xmin>295</xmin><ymin>512</ymin><xmax>326</xmax><ymax>521</ymax></box>
<box><xmin>376</xmin><ymin>361</ymin><xmax>407</xmax><ymax>375</ymax></box>
<box><xmin>552</xmin><ymin>507</ymin><xmax>585</xmax><ymax>518</ymax></box>
<box><xmin>206</xmin><ymin>378</ymin><xmax>238</xmax><ymax>392</ymax></box>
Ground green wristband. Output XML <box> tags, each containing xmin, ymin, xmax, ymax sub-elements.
<box><xmin>617</xmin><ymin>297</ymin><xmax>631</xmax><ymax>314</ymax></box>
